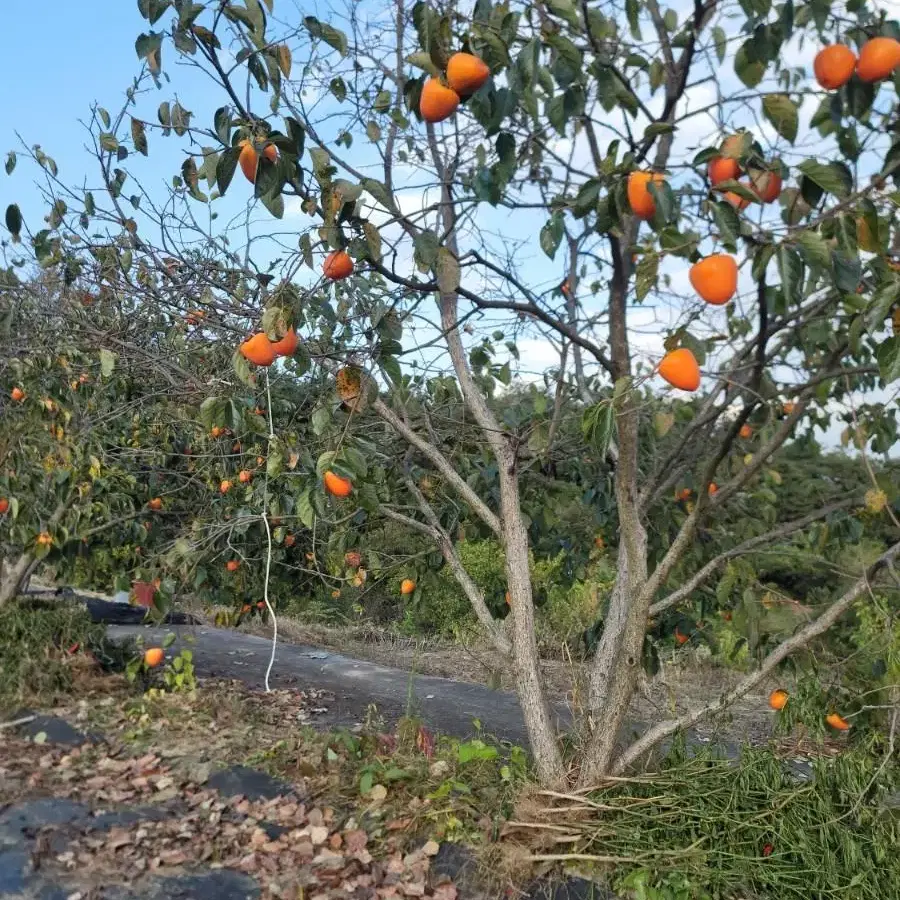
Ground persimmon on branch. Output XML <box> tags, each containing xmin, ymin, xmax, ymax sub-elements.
<box><xmin>381</xmin><ymin>472</ymin><xmax>512</xmax><ymax>655</ymax></box>
<box><xmin>614</xmin><ymin>539</ymin><xmax>900</xmax><ymax>775</ymax></box>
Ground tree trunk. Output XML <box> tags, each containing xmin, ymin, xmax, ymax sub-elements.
<box><xmin>578</xmin><ymin>528</ymin><xmax>648</xmax><ymax>784</ymax></box>
<box><xmin>0</xmin><ymin>552</ymin><xmax>36</xmax><ymax>605</ymax></box>
<box><xmin>500</xmin><ymin>462</ymin><xmax>567</xmax><ymax>787</ymax></box>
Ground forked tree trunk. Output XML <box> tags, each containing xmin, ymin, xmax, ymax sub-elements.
<box><xmin>0</xmin><ymin>552</ymin><xmax>35</xmax><ymax>605</ymax></box>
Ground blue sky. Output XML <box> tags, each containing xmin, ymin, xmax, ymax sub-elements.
<box><xmin>1</xmin><ymin>1</ymin><xmax>895</xmax><ymax>453</ymax></box>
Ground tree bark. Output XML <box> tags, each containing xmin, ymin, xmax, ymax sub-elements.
<box><xmin>0</xmin><ymin>552</ymin><xmax>36</xmax><ymax>605</ymax></box>
<box><xmin>426</xmin><ymin>124</ymin><xmax>564</xmax><ymax>787</ymax></box>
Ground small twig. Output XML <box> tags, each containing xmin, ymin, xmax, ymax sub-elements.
<box><xmin>0</xmin><ymin>714</ymin><xmax>36</xmax><ymax>731</ymax></box>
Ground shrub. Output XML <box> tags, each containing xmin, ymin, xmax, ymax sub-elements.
<box><xmin>0</xmin><ymin>597</ymin><xmax>108</xmax><ymax>711</ymax></box>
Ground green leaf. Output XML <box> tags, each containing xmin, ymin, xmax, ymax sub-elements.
<box><xmin>216</xmin><ymin>147</ymin><xmax>240</xmax><ymax>196</ymax></box>
<box><xmin>362</xmin><ymin>178</ymin><xmax>395</xmax><ymax>212</ymax></box>
<box><xmin>260</xmin><ymin>190</ymin><xmax>285</xmax><ymax>219</ymax></box>
<box><xmin>797</xmin><ymin>160</ymin><xmax>852</xmax><ymax>198</ymax></box>
<box><xmin>303</xmin><ymin>16</ymin><xmax>347</xmax><ymax>55</ymax></box>
<box><xmin>711</xmin><ymin>200</ymin><xmax>740</xmax><ymax>250</ymax></box>
<box><xmin>135</xmin><ymin>31</ymin><xmax>163</xmax><ymax>62</ymax></box>
<box><xmin>5</xmin><ymin>203</ymin><xmax>22</xmax><ymax>239</ymax></box>
<box><xmin>712</xmin><ymin>26</ymin><xmax>727</xmax><ymax>63</ymax></box>
<box><xmin>625</xmin><ymin>0</ymin><xmax>641</xmax><ymax>38</ymax></box>
<box><xmin>311</xmin><ymin>406</ymin><xmax>331</xmax><ymax>436</ymax></box>
<box><xmin>99</xmin><ymin>133</ymin><xmax>119</xmax><ymax>153</ymax></box>
<box><xmin>297</xmin><ymin>489</ymin><xmax>315</xmax><ymax>529</ymax></box>
<box><xmin>831</xmin><ymin>252</ymin><xmax>860</xmax><ymax>293</ymax></box>
<box><xmin>540</xmin><ymin>213</ymin><xmax>564</xmax><ymax>259</ymax></box>
<box><xmin>635</xmin><ymin>254</ymin><xmax>658</xmax><ymax>302</ymax></box>
<box><xmin>405</xmin><ymin>51</ymin><xmax>441</xmax><ymax>77</ymax></box>
<box><xmin>582</xmin><ymin>402</ymin><xmax>615</xmax><ymax>457</ymax></box>
<box><xmin>794</xmin><ymin>231</ymin><xmax>831</xmax><ymax>269</ymax></box>
<box><xmin>875</xmin><ymin>336</ymin><xmax>900</xmax><ymax>383</ymax></box>
<box><xmin>734</xmin><ymin>42</ymin><xmax>765</xmax><ymax>88</ymax></box>
<box><xmin>866</xmin><ymin>282</ymin><xmax>900</xmax><ymax>334</ymax></box>
<box><xmin>435</xmin><ymin>247</ymin><xmax>460</xmax><ymax>293</ymax></box>
<box><xmin>366</xmin><ymin>121</ymin><xmax>382</xmax><ymax>142</ymax></box>
<box><xmin>130</xmin><ymin>118</ymin><xmax>148</xmax><ymax>156</ymax></box>
<box><xmin>777</xmin><ymin>245</ymin><xmax>803</xmax><ymax>304</ymax></box>
<box><xmin>762</xmin><ymin>94</ymin><xmax>798</xmax><ymax>144</ymax></box>
<box><xmin>5</xmin><ymin>152</ymin><xmax>16</xmax><ymax>175</ymax></box>
<box><xmin>99</xmin><ymin>348</ymin><xmax>117</xmax><ymax>377</ymax></box>
<box><xmin>413</xmin><ymin>230</ymin><xmax>440</xmax><ymax>272</ymax></box>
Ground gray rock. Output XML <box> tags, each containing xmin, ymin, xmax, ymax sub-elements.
<box><xmin>0</xmin><ymin>798</ymin><xmax>89</xmax><ymax>843</ymax></box>
<box><xmin>102</xmin><ymin>870</ymin><xmax>260</xmax><ymax>899</ymax></box>
<box><xmin>0</xmin><ymin>847</ymin><xmax>30</xmax><ymax>893</ymax></box>
<box><xmin>525</xmin><ymin>877</ymin><xmax>619</xmax><ymax>900</ymax></box>
<box><xmin>207</xmin><ymin>765</ymin><xmax>296</xmax><ymax>802</ymax></box>
<box><xmin>13</xmin><ymin>711</ymin><xmax>90</xmax><ymax>747</ymax></box>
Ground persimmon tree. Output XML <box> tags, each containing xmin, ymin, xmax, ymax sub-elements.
<box><xmin>5</xmin><ymin>0</ymin><xmax>900</xmax><ymax>786</ymax></box>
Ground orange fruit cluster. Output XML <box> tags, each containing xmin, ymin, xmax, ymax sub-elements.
<box><xmin>814</xmin><ymin>37</ymin><xmax>900</xmax><ymax>89</ymax></box>
<box><xmin>419</xmin><ymin>53</ymin><xmax>491</xmax><ymax>124</ymax></box>
<box><xmin>238</xmin><ymin>139</ymin><xmax>278</xmax><ymax>184</ymax></box>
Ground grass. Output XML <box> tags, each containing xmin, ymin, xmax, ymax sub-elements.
<box><xmin>510</xmin><ymin>739</ymin><xmax>900</xmax><ymax>900</ymax></box>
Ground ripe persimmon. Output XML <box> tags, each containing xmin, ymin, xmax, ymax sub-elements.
<box><xmin>271</xmin><ymin>327</ymin><xmax>298</xmax><ymax>357</ymax></box>
<box><xmin>220</xmin><ymin>479</ymin><xmax>233</xmax><ymax>494</ymax></box>
<box><xmin>148</xmin><ymin>497</ymin><xmax>163</xmax><ymax>511</ymax></box>
<box><xmin>240</xmin><ymin>333</ymin><xmax>276</xmax><ymax>367</ymax></box>
<box><xmin>323</xmin><ymin>470</ymin><xmax>352</xmax><ymax>497</ymax></box>
<box><xmin>284</xmin><ymin>534</ymin><xmax>296</xmax><ymax>547</ymax></box>
<box><xmin>724</xmin><ymin>190</ymin><xmax>751</xmax><ymax>211</ymax></box>
<box><xmin>739</xmin><ymin>424</ymin><xmax>753</xmax><ymax>439</ymax></box>
<box><xmin>676</xmin><ymin>488</ymin><xmax>692</xmax><ymax>502</ymax></box>
<box><xmin>856</xmin><ymin>36</ymin><xmax>900</xmax><ymax>83</ymax></box>
<box><xmin>768</xmin><ymin>689</ymin><xmax>788</xmax><ymax>710</ymax></box>
<box><xmin>446</xmin><ymin>52</ymin><xmax>490</xmax><ymax>96</ymax></box>
<box><xmin>238</xmin><ymin>469</ymin><xmax>252</xmax><ymax>483</ymax></box>
<box><xmin>211</xmin><ymin>426</ymin><xmax>224</xmax><ymax>438</ymax></box>
<box><xmin>36</xmin><ymin>532</ymin><xmax>53</xmax><ymax>546</ymax></box>
<box><xmin>0</xmin><ymin>498</ymin><xmax>8</xmax><ymax>514</ymax></box>
<box><xmin>689</xmin><ymin>254</ymin><xmax>738</xmax><ymax>305</ymax></box>
<box><xmin>144</xmin><ymin>647</ymin><xmax>164</xmax><ymax>668</ymax></box>
<box><xmin>627</xmin><ymin>171</ymin><xmax>665</xmax><ymax>220</ymax></box>
<box><xmin>708</xmin><ymin>482</ymin><xmax>719</xmax><ymax>496</ymax></box>
<box><xmin>11</xmin><ymin>387</ymin><xmax>25</xmax><ymax>402</ymax></box>
<box><xmin>345</xmin><ymin>550</ymin><xmax>362</xmax><ymax>568</ymax></box>
<box><xmin>674</xmin><ymin>627</ymin><xmax>690</xmax><ymax>645</ymax></box>
<box><xmin>238</xmin><ymin>139</ymin><xmax>278</xmax><ymax>184</ymax></box>
<box><xmin>226</xmin><ymin>559</ymin><xmax>240</xmax><ymax>572</ymax></box>
<box><xmin>708</xmin><ymin>156</ymin><xmax>740</xmax><ymax>186</ymax></box>
<box><xmin>782</xmin><ymin>401</ymin><xmax>795</xmax><ymax>416</ymax></box>
<box><xmin>400</xmin><ymin>578</ymin><xmax>416</xmax><ymax>595</ymax></box>
<box><xmin>323</xmin><ymin>250</ymin><xmax>354</xmax><ymax>281</ymax></box>
<box><xmin>419</xmin><ymin>78</ymin><xmax>460</xmax><ymax>123</ymax></box>
<box><xmin>825</xmin><ymin>712</ymin><xmax>850</xmax><ymax>731</ymax></box>
<box><xmin>658</xmin><ymin>348</ymin><xmax>701</xmax><ymax>392</ymax></box>
<box><xmin>813</xmin><ymin>44</ymin><xmax>857</xmax><ymax>89</ymax></box>
<box><xmin>749</xmin><ymin>169</ymin><xmax>783</xmax><ymax>204</ymax></box>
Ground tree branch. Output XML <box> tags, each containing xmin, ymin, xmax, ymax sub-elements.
<box><xmin>648</xmin><ymin>498</ymin><xmax>860</xmax><ymax>616</ymax></box>
<box><xmin>613</xmin><ymin>540</ymin><xmax>900</xmax><ymax>774</ymax></box>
